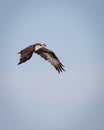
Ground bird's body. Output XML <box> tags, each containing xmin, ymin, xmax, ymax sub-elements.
<box><xmin>18</xmin><ymin>43</ymin><xmax>65</xmax><ymax>73</ymax></box>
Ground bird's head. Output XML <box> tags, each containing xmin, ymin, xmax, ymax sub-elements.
<box><xmin>40</xmin><ymin>43</ymin><xmax>47</xmax><ymax>47</ymax></box>
<box><xmin>34</xmin><ymin>43</ymin><xmax>46</xmax><ymax>51</ymax></box>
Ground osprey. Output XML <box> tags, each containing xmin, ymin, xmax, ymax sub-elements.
<box><xmin>18</xmin><ymin>43</ymin><xmax>65</xmax><ymax>73</ymax></box>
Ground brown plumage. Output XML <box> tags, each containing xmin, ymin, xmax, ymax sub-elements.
<box><xmin>18</xmin><ymin>43</ymin><xmax>65</xmax><ymax>73</ymax></box>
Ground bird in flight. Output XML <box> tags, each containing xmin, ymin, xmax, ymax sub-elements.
<box><xmin>18</xmin><ymin>43</ymin><xmax>65</xmax><ymax>73</ymax></box>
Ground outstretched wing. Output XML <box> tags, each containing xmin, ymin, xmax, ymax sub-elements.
<box><xmin>35</xmin><ymin>47</ymin><xmax>65</xmax><ymax>73</ymax></box>
<box><xmin>18</xmin><ymin>45</ymin><xmax>34</xmax><ymax>65</ymax></box>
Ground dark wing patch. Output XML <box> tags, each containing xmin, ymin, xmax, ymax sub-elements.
<box><xmin>18</xmin><ymin>46</ymin><xmax>34</xmax><ymax>65</ymax></box>
<box><xmin>35</xmin><ymin>47</ymin><xmax>65</xmax><ymax>73</ymax></box>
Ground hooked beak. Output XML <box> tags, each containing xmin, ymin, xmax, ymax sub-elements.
<box><xmin>43</xmin><ymin>43</ymin><xmax>47</xmax><ymax>46</ymax></box>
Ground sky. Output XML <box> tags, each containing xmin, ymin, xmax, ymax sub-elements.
<box><xmin>0</xmin><ymin>0</ymin><xmax>104</xmax><ymax>130</ymax></box>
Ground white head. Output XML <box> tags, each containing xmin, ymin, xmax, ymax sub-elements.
<box><xmin>34</xmin><ymin>43</ymin><xmax>46</xmax><ymax>51</ymax></box>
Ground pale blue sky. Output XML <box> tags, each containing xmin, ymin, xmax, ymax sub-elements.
<box><xmin>0</xmin><ymin>0</ymin><xmax>104</xmax><ymax>130</ymax></box>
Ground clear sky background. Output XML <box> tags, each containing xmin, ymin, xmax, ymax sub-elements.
<box><xmin>0</xmin><ymin>0</ymin><xmax>104</xmax><ymax>130</ymax></box>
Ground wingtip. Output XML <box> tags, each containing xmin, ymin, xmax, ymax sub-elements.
<box><xmin>17</xmin><ymin>62</ymin><xmax>21</xmax><ymax>65</ymax></box>
<box><xmin>56</xmin><ymin>66</ymin><xmax>65</xmax><ymax>73</ymax></box>
<box><xmin>17</xmin><ymin>52</ymin><xmax>20</xmax><ymax>54</ymax></box>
